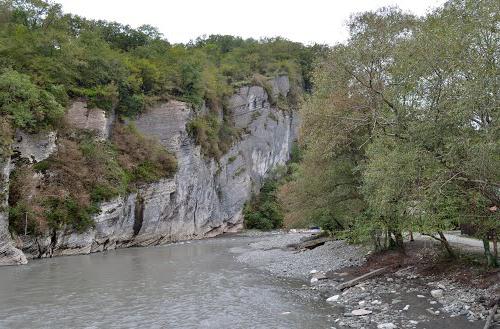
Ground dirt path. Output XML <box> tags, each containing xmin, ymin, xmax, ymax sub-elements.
<box><xmin>415</xmin><ymin>231</ymin><xmax>496</xmax><ymax>255</ymax></box>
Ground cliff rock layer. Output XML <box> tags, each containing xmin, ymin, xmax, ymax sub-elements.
<box><xmin>0</xmin><ymin>76</ymin><xmax>299</xmax><ymax>264</ymax></box>
<box><xmin>0</xmin><ymin>158</ymin><xmax>27</xmax><ymax>265</ymax></box>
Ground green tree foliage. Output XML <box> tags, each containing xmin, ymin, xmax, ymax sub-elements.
<box><xmin>0</xmin><ymin>69</ymin><xmax>64</xmax><ymax>131</ymax></box>
<box><xmin>281</xmin><ymin>1</ymin><xmax>499</xmax><ymax>264</ymax></box>
<box><xmin>244</xmin><ymin>180</ymin><xmax>284</xmax><ymax>230</ymax></box>
<box><xmin>0</xmin><ymin>0</ymin><xmax>317</xmax><ymax>122</ymax></box>
<box><xmin>247</xmin><ymin>146</ymin><xmax>303</xmax><ymax>230</ymax></box>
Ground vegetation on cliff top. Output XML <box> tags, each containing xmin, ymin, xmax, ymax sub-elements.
<box><xmin>0</xmin><ymin>0</ymin><xmax>319</xmax><ymax>123</ymax></box>
<box><xmin>0</xmin><ymin>0</ymin><xmax>322</xmax><ymax>161</ymax></box>
<box><xmin>279</xmin><ymin>0</ymin><xmax>499</xmax><ymax>266</ymax></box>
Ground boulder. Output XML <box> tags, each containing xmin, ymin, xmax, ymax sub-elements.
<box><xmin>326</xmin><ymin>295</ymin><xmax>340</xmax><ymax>303</ymax></box>
<box><xmin>377</xmin><ymin>323</ymin><xmax>397</xmax><ymax>329</ymax></box>
<box><xmin>13</xmin><ymin>130</ymin><xmax>56</xmax><ymax>163</ymax></box>
<box><xmin>431</xmin><ymin>289</ymin><xmax>444</xmax><ymax>298</ymax></box>
<box><xmin>352</xmin><ymin>309</ymin><xmax>372</xmax><ymax>316</ymax></box>
<box><xmin>65</xmin><ymin>101</ymin><xmax>113</xmax><ymax>140</ymax></box>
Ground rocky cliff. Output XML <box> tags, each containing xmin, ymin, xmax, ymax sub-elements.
<box><xmin>0</xmin><ymin>76</ymin><xmax>299</xmax><ymax>265</ymax></box>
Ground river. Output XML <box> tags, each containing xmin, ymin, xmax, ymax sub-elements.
<box><xmin>0</xmin><ymin>235</ymin><xmax>333</xmax><ymax>329</ymax></box>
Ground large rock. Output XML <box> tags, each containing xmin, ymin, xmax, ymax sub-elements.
<box><xmin>12</xmin><ymin>130</ymin><xmax>57</xmax><ymax>163</ymax></box>
<box><xmin>228</xmin><ymin>85</ymin><xmax>269</xmax><ymax>129</ymax></box>
<box><xmin>65</xmin><ymin>101</ymin><xmax>113</xmax><ymax>140</ymax></box>
<box><xmin>271</xmin><ymin>74</ymin><xmax>290</xmax><ymax>98</ymax></box>
<box><xmin>15</xmin><ymin>76</ymin><xmax>299</xmax><ymax>260</ymax></box>
<box><xmin>430</xmin><ymin>289</ymin><xmax>444</xmax><ymax>298</ymax></box>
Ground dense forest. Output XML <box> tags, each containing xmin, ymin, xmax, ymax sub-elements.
<box><xmin>0</xmin><ymin>0</ymin><xmax>317</xmax><ymax>234</ymax></box>
<box><xmin>279</xmin><ymin>0</ymin><xmax>499</xmax><ymax>266</ymax></box>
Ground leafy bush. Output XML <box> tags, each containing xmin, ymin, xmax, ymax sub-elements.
<box><xmin>44</xmin><ymin>197</ymin><xmax>97</xmax><ymax>233</ymax></box>
<box><xmin>0</xmin><ymin>69</ymin><xmax>64</xmax><ymax>131</ymax></box>
<box><xmin>111</xmin><ymin>123</ymin><xmax>177</xmax><ymax>185</ymax></box>
<box><xmin>244</xmin><ymin>180</ymin><xmax>284</xmax><ymax>230</ymax></box>
<box><xmin>0</xmin><ymin>117</ymin><xmax>13</xmax><ymax>158</ymax></box>
<box><xmin>187</xmin><ymin>112</ymin><xmax>240</xmax><ymax>159</ymax></box>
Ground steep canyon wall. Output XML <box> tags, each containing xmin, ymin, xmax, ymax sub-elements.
<box><xmin>0</xmin><ymin>76</ymin><xmax>299</xmax><ymax>265</ymax></box>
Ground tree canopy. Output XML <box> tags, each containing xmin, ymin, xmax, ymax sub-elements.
<box><xmin>280</xmin><ymin>0</ymin><xmax>499</xmax><ymax>265</ymax></box>
<box><xmin>0</xmin><ymin>0</ymin><xmax>319</xmax><ymax>126</ymax></box>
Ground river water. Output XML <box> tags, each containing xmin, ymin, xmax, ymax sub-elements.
<box><xmin>0</xmin><ymin>236</ymin><xmax>333</xmax><ymax>329</ymax></box>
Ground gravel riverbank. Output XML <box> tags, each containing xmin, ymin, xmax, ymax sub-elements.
<box><xmin>234</xmin><ymin>231</ymin><xmax>498</xmax><ymax>329</ymax></box>
<box><xmin>235</xmin><ymin>231</ymin><xmax>366</xmax><ymax>279</ymax></box>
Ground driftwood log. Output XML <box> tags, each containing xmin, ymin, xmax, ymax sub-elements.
<box><xmin>335</xmin><ymin>267</ymin><xmax>388</xmax><ymax>290</ymax></box>
<box><xmin>287</xmin><ymin>237</ymin><xmax>332</xmax><ymax>250</ymax></box>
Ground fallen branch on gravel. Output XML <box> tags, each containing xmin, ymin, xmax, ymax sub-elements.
<box><xmin>336</xmin><ymin>267</ymin><xmax>388</xmax><ymax>290</ymax></box>
<box><xmin>287</xmin><ymin>237</ymin><xmax>331</xmax><ymax>250</ymax></box>
<box><xmin>483</xmin><ymin>302</ymin><xmax>498</xmax><ymax>329</ymax></box>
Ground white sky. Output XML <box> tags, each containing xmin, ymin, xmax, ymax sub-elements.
<box><xmin>56</xmin><ymin>0</ymin><xmax>446</xmax><ymax>45</ymax></box>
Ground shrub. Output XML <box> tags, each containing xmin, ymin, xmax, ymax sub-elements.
<box><xmin>8</xmin><ymin>125</ymin><xmax>177</xmax><ymax>235</ymax></box>
<box><xmin>44</xmin><ymin>196</ymin><xmax>97</xmax><ymax>233</ymax></box>
<box><xmin>244</xmin><ymin>208</ymin><xmax>274</xmax><ymax>231</ymax></box>
<box><xmin>0</xmin><ymin>69</ymin><xmax>64</xmax><ymax>132</ymax></box>
<box><xmin>244</xmin><ymin>179</ymin><xmax>284</xmax><ymax>230</ymax></box>
<box><xmin>187</xmin><ymin>112</ymin><xmax>240</xmax><ymax>159</ymax></box>
<box><xmin>111</xmin><ymin>123</ymin><xmax>177</xmax><ymax>185</ymax></box>
<box><xmin>71</xmin><ymin>84</ymin><xmax>119</xmax><ymax>112</ymax></box>
<box><xmin>0</xmin><ymin>117</ymin><xmax>13</xmax><ymax>158</ymax></box>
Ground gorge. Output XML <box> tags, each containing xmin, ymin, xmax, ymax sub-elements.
<box><xmin>0</xmin><ymin>75</ymin><xmax>298</xmax><ymax>265</ymax></box>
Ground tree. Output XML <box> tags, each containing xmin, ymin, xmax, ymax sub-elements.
<box><xmin>0</xmin><ymin>69</ymin><xmax>64</xmax><ymax>131</ymax></box>
<box><xmin>283</xmin><ymin>0</ymin><xmax>499</xmax><ymax>264</ymax></box>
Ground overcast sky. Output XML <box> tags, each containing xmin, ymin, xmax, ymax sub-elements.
<box><xmin>56</xmin><ymin>0</ymin><xmax>446</xmax><ymax>45</ymax></box>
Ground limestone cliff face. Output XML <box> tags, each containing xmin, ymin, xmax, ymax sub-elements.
<box><xmin>0</xmin><ymin>76</ymin><xmax>299</xmax><ymax>263</ymax></box>
<box><xmin>0</xmin><ymin>158</ymin><xmax>27</xmax><ymax>265</ymax></box>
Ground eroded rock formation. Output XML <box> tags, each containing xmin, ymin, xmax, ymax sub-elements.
<box><xmin>0</xmin><ymin>76</ymin><xmax>299</xmax><ymax>264</ymax></box>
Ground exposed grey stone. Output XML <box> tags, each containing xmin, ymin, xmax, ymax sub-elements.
<box><xmin>65</xmin><ymin>101</ymin><xmax>113</xmax><ymax>140</ymax></box>
<box><xmin>430</xmin><ymin>289</ymin><xmax>444</xmax><ymax>298</ymax></box>
<box><xmin>352</xmin><ymin>309</ymin><xmax>372</xmax><ymax>316</ymax></box>
<box><xmin>0</xmin><ymin>158</ymin><xmax>27</xmax><ymax>265</ymax></box>
<box><xmin>12</xmin><ymin>130</ymin><xmax>57</xmax><ymax>163</ymax></box>
<box><xmin>271</xmin><ymin>75</ymin><xmax>290</xmax><ymax>98</ymax></box>
<box><xmin>327</xmin><ymin>295</ymin><xmax>340</xmax><ymax>303</ymax></box>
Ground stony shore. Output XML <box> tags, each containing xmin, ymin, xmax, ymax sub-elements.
<box><xmin>234</xmin><ymin>231</ymin><xmax>499</xmax><ymax>329</ymax></box>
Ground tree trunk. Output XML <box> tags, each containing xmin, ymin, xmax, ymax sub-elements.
<box><xmin>394</xmin><ymin>231</ymin><xmax>405</xmax><ymax>251</ymax></box>
<box><xmin>483</xmin><ymin>239</ymin><xmax>498</xmax><ymax>268</ymax></box>
<box><xmin>373</xmin><ymin>230</ymin><xmax>383</xmax><ymax>252</ymax></box>
<box><xmin>492</xmin><ymin>232</ymin><xmax>498</xmax><ymax>260</ymax></box>
<box><xmin>409</xmin><ymin>231</ymin><xmax>414</xmax><ymax>242</ymax></box>
<box><xmin>388</xmin><ymin>233</ymin><xmax>396</xmax><ymax>249</ymax></box>
<box><xmin>438</xmin><ymin>231</ymin><xmax>455</xmax><ymax>258</ymax></box>
<box><xmin>388</xmin><ymin>230</ymin><xmax>405</xmax><ymax>253</ymax></box>
<box><xmin>384</xmin><ymin>229</ymin><xmax>389</xmax><ymax>250</ymax></box>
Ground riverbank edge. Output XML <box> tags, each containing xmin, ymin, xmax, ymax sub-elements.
<box><xmin>235</xmin><ymin>230</ymin><xmax>500</xmax><ymax>328</ymax></box>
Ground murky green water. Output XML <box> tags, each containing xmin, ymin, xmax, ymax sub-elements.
<box><xmin>0</xmin><ymin>236</ymin><xmax>333</xmax><ymax>329</ymax></box>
